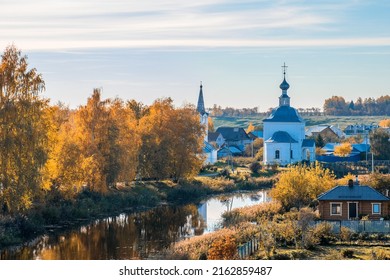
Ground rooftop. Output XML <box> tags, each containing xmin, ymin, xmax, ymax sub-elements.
<box><xmin>318</xmin><ymin>185</ymin><xmax>389</xmax><ymax>201</ymax></box>
<box><xmin>263</xmin><ymin>106</ymin><xmax>304</xmax><ymax>123</ymax></box>
<box><xmin>265</xmin><ymin>131</ymin><xmax>298</xmax><ymax>143</ymax></box>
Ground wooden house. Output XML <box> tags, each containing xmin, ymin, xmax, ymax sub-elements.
<box><xmin>317</xmin><ymin>180</ymin><xmax>389</xmax><ymax>220</ymax></box>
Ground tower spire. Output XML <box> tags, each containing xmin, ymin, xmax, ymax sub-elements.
<box><xmin>197</xmin><ymin>81</ymin><xmax>206</xmax><ymax>114</ymax></box>
<box><xmin>279</xmin><ymin>63</ymin><xmax>290</xmax><ymax>106</ymax></box>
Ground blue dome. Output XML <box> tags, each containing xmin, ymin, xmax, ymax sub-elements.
<box><xmin>279</xmin><ymin>78</ymin><xmax>290</xmax><ymax>91</ymax></box>
<box><xmin>263</xmin><ymin>106</ymin><xmax>303</xmax><ymax>123</ymax></box>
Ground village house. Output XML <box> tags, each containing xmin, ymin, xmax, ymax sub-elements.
<box><xmin>215</xmin><ymin>127</ymin><xmax>252</xmax><ymax>153</ymax></box>
<box><xmin>344</xmin><ymin>123</ymin><xmax>379</xmax><ymax>136</ymax></box>
<box><xmin>317</xmin><ymin>179</ymin><xmax>390</xmax><ymax>221</ymax></box>
<box><xmin>305</xmin><ymin>125</ymin><xmax>344</xmax><ymax>143</ymax></box>
<box><xmin>207</xmin><ymin>132</ymin><xmax>225</xmax><ymax>148</ymax></box>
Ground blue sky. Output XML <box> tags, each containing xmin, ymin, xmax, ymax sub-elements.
<box><xmin>1</xmin><ymin>0</ymin><xmax>390</xmax><ymax>111</ymax></box>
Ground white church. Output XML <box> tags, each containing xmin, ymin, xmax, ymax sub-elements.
<box><xmin>263</xmin><ymin>64</ymin><xmax>316</xmax><ymax>166</ymax></box>
<box><xmin>196</xmin><ymin>82</ymin><xmax>218</xmax><ymax>164</ymax></box>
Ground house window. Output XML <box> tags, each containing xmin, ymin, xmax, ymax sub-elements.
<box><xmin>290</xmin><ymin>150</ymin><xmax>293</xmax><ymax>159</ymax></box>
<box><xmin>372</xmin><ymin>203</ymin><xmax>381</xmax><ymax>215</ymax></box>
<box><xmin>330</xmin><ymin>202</ymin><xmax>342</xmax><ymax>216</ymax></box>
<box><xmin>275</xmin><ymin>150</ymin><xmax>280</xmax><ymax>159</ymax></box>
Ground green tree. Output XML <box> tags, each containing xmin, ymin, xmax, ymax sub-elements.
<box><xmin>370</xmin><ymin>128</ymin><xmax>390</xmax><ymax>160</ymax></box>
<box><xmin>0</xmin><ymin>45</ymin><xmax>48</xmax><ymax>213</ymax></box>
<box><xmin>315</xmin><ymin>134</ymin><xmax>325</xmax><ymax>148</ymax></box>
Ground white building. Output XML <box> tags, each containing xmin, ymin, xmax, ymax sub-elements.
<box><xmin>263</xmin><ymin>65</ymin><xmax>316</xmax><ymax>166</ymax></box>
<box><xmin>197</xmin><ymin>83</ymin><xmax>218</xmax><ymax>164</ymax></box>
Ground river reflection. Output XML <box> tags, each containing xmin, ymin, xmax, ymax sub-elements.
<box><xmin>0</xmin><ymin>190</ymin><xmax>268</xmax><ymax>260</ymax></box>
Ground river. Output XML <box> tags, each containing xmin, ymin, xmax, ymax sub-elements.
<box><xmin>0</xmin><ymin>190</ymin><xmax>269</xmax><ymax>260</ymax></box>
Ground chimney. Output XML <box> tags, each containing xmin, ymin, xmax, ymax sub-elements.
<box><xmin>348</xmin><ymin>179</ymin><xmax>354</xmax><ymax>188</ymax></box>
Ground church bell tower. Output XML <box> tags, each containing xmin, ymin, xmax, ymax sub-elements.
<box><xmin>197</xmin><ymin>82</ymin><xmax>208</xmax><ymax>141</ymax></box>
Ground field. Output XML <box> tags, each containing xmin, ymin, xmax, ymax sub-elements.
<box><xmin>212</xmin><ymin>115</ymin><xmax>387</xmax><ymax>130</ymax></box>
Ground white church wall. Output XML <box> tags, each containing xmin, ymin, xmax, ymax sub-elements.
<box><xmin>264</xmin><ymin>142</ymin><xmax>301</xmax><ymax>166</ymax></box>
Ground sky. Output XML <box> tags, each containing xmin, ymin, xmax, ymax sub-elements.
<box><xmin>1</xmin><ymin>0</ymin><xmax>390</xmax><ymax>112</ymax></box>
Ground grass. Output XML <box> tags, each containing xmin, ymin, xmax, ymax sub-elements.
<box><xmin>269</xmin><ymin>244</ymin><xmax>390</xmax><ymax>260</ymax></box>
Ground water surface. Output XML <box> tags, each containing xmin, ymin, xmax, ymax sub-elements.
<box><xmin>0</xmin><ymin>190</ymin><xmax>269</xmax><ymax>260</ymax></box>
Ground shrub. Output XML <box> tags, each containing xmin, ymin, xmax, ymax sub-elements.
<box><xmin>207</xmin><ymin>235</ymin><xmax>238</xmax><ymax>260</ymax></box>
<box><xmin>339</xmin><ymin>226</ymin><xmax>353</xmax><ymax>243</ymax></box>
<box><xmin>171</xmin><ymin>228</ymin><xmax>236</xmax><ymax>260</ymax></box>
<box><xmin>312</xmin><ymin>222</ymin><xmax>335</xmax><ymax>245</ymax></box>
<box><xmin>371</xmin><ymin>248</ymin><xmax>390</xmax><ymax>260</ymax></box>
<box><xmin>223</xmin><ymin>201</ymin><xmax>282</xmax><ymax>226</ymax></box>
<box><xmin>342</xmin><ymin>249</ymin><xmax>354</xmax><ymax>259</ymax></box>
<box><xmin>301</xmin><ymin>230</ymin><xmax>320</xmax><ymax>250</ymax></box>
<box><xmin>249</xmin><ymin>161</ymin><xmax>262</xmax><ymax>174</ymax></box>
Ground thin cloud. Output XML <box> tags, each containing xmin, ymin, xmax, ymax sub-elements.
<box><xmin>0</xmin><ymin>0</ymin><xmax>362</xmax><ymax>51</ymax></box>
<box><xmin>4</xmin><ymin>37</ymin><xmax>390</xmax><ymax>51</ymax></box>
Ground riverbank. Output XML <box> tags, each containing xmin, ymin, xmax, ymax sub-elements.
<box><xmin>168</xmin><ymin>201</ymin><xmax>390</xmax><ymax>260</ymax></box>
<box><xmin>0</xmin><ymin>174</ymin><xmax>278</xmax><ymax>250</ymax></box>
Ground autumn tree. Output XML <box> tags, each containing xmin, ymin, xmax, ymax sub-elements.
<box><xmin>323</xmin><ymin>96</ymin><xmax>348</xmax><ymax>115</ymax></box>
<box><xmin>166</xmin><ymin>105</ymin><xmax>205</xmax><ymax>181</ymax></box>
<box><xmin>40</xmin><ymin>103</ymin><xmax>73</xmax><ymax>191</ymax></box>
<box><xmin>137</xmin><ymin>98</ymin><xmax>204</xmax><ymax>181</ymax></box>
<box><xmin>208</xmin><ymin>116</ymin><xmax>215</xmax><ymax>132</ymax></box>
<box><xmin>246</xmin><ymin>122</ymin><xmax>255</xmax><ymax>133</ymax></box>
<box><xmin>0</xmin><ymin>45</ymin><xmax>48</xmax><ymax>213</ymax></box>
<box><xmin>137</xmin><ymin>98</ymin><xmax>174</xmax><ymax>180</ymax></box>
<box><xmin>74</xmin><ymin>89</ymin><xmax>130</xmax><ymax>192</ymax></box>
<box><xmin>379</xmin><ymin>119</ymin><xmax>390</xmax><ymax>128</ymax></box>
<box><xmin>334</xmin><ymin>143</ymin><xmax>352</xmax><ymax>157</ymax></box>
<box><xmin>245</xmin><ymin>137</ymin><xmax>263</xmax><ymax>157</ymax></box>
<box><xmin>270</xmin><ymin>163</ymin><xmax>336</xmax><ymax>210</ymax></box>
<box><xmin>127</xmin><ymin>99</ymin><xmax>149</xmax><ymax>123</ymax></box>
<box><xmin>111</xmin><ymin>98</ymin><xmax>140</xmax><ymax>183</ymax></box>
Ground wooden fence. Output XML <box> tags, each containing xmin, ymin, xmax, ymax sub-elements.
<box><xmin>317</xmin><ymin>220</ymin><xmax>390</xmax><ymax>234</ymax></box>
<box><xmin>237</xmin><ymin>238</ymin><xmax>259</xmax><ymax>259</ymax></box>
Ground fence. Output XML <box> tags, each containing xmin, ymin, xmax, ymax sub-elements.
<box><xmin>237</xmin><ymin>238</ymin><xmax>259</xmax><ymax>259</ymax></box>
<box><xmin>317</xmin><ymin>220</ymin><xmax>390</xmax><ymax>234</ymax></box>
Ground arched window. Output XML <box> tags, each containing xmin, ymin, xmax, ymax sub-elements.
<box><xmin>275</xmin><ymin>150</ymin><xmax>280</xmax><ymax>159</ymax></box>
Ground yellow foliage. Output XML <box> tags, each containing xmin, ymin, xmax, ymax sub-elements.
<box><xmin>379</xmin><ymin>119</ymin><xmax>390</xmax><ymax>128</ymax></box>
<box><xmin>246</xmin><ymin>122</ymin><xmax>255</xmax><ymax>133</ymax></box>
<box><xmin>270</xmin><ymin>163</ymin><xmax>336</xmax><ymax>209</ymax></box>
<box><xmin>207</xmin><ymin>234</ymin><xmax>238</xmax><ymax>260</ymax></box>
<box><xmin>334</xmin><ymin>143</ymin><xmax>352</xmax><ymax>157</ymax></box>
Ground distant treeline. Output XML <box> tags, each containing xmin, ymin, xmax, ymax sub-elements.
<box><xmin>209</xmin><ymin>104</ymin><xmax>323</xmax><ymax>117</ymax></box>
<box><xmin>209</xmin><ymin>95</ymin><xmax>390</xmax><ymax>117</ymax></box>
<box><xmin>323</xmin><ymin>96</ymin><xmax>390</xmax><ymax>116</ymax></box>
